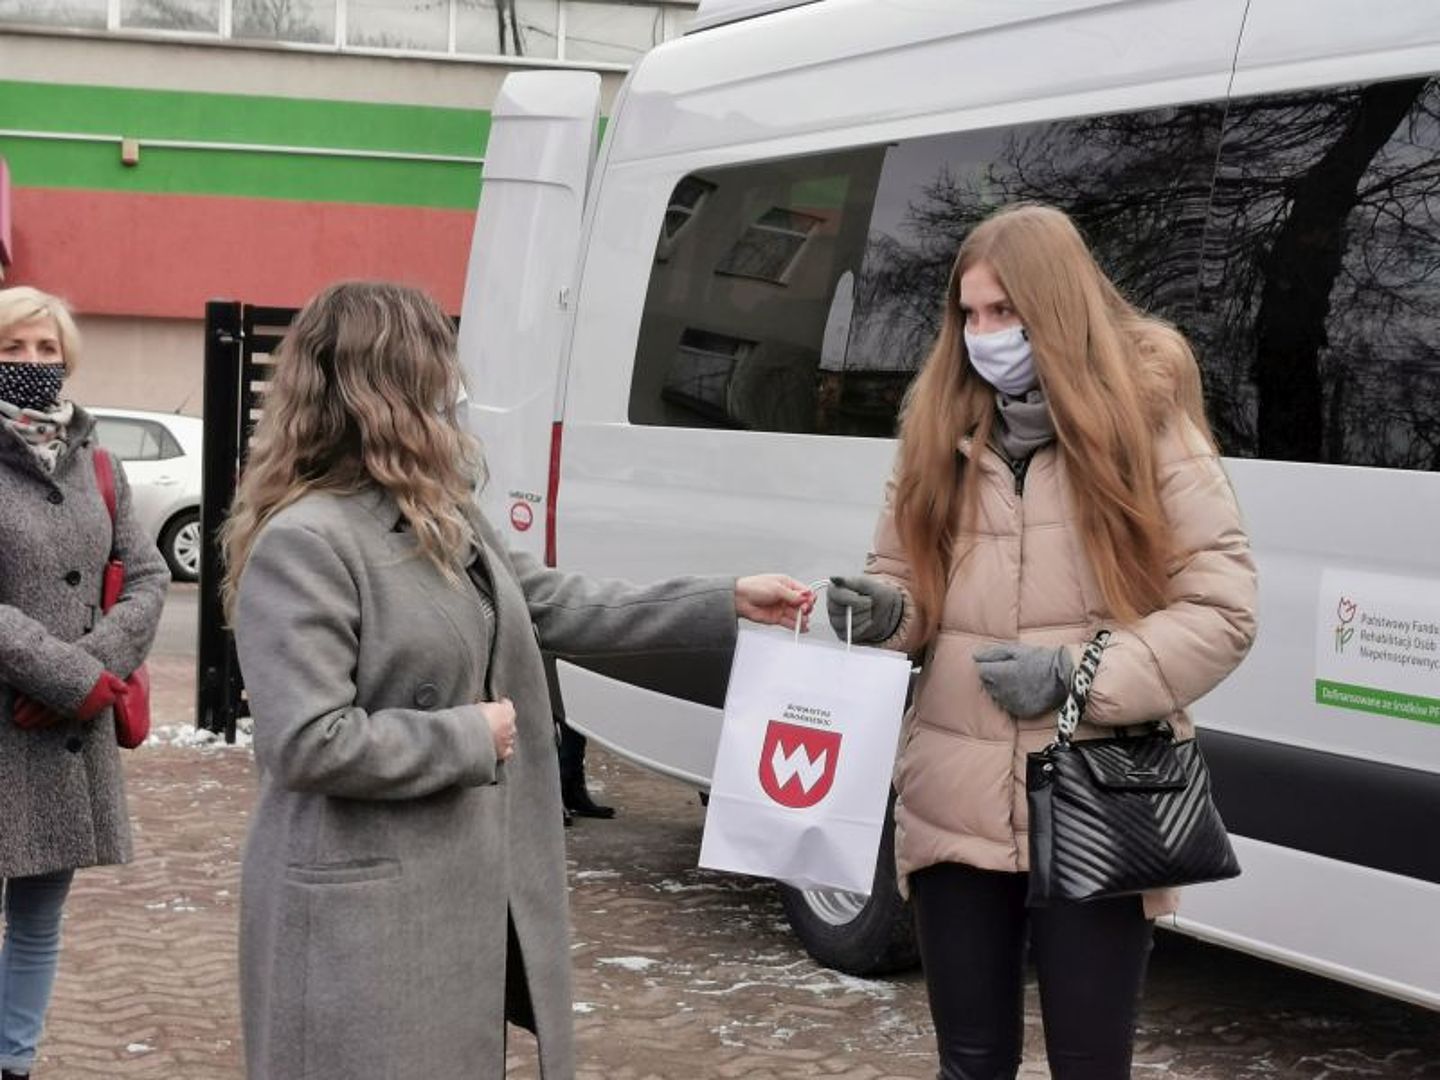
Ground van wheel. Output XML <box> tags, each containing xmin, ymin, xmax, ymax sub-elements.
<box><xmin>160</xmin><ymin>509</ymin><xmax>201</xmax><ymax>583</ymax></box>
<box><xmin>776</xmin><ymin>794</ymin><xmax>918</xmax><ymax>976</ymax></box>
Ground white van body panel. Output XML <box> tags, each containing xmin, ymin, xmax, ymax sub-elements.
<box><xmin>1169</xmin><ymin>839</ymin><xmax>1440</xmax><ymax>1011</ymax></box>
<box><xmin>1231</xmin><ymin>0</ymin><xmax>1440</xmax><ymax>95</ymax></box>
<box><xmin>458</xmin><ymin>71</ymin><xmax>600</xmax><ymax>556</ymax></box>
<box><xmin>516</xmin><ymin>0</ymin><xmax>1440</xmax><ymax>1006</ymax></box>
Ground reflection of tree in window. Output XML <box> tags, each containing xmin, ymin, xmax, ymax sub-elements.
<box><xmin>1197</xmin><ymin>78</ymin><xmax>1438</xmax><ymax>469</ymax></box>
<box><xmin>456</xmin><ymin>0</ymin><xmax>558</xmax><ymax>57</ymax></box>
<box><xmin>121</xmin><ymin>0</ymin><xmax>219</xmax><ymax>30</ymax></box>
<box><xmin>234</xmin><ymin>0</ymin><xmax>328</xmax><ymax>41</ymax></box>
<box><xmin>848</xmin><ymin>105</ymin><xmax>1224</xmax><ymax>381</ymax></box>
<box><xmin>716</xmin><ymin>208</ymin><xmax>824</xmax><ymax>283</ymax></box>
<box><xmin>0</xmin><ymin>0</ymin><xmax>107</xmax><ymax>28</ymax></box>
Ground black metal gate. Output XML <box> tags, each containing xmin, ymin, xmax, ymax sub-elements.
<box><xmin>196</xmin><ymin>301</ymin><xmax>301</xmax><ymax>741</ymax></box>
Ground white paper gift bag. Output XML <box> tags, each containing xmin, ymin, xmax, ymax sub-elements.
<box><xmin>698</xmin><ymin>626</ymin><xmax>911</xmax><ymax>894</ymax></box>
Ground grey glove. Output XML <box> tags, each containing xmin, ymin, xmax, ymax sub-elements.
<box><xmin>827</xmin><ymin>575</ymin><xmax>904</xmax><ymax>644</ymax></box>
<box><xmin>973</xmin><ymin>642</ymin><xmax>1075</xmax><ymax>718</ymax></box>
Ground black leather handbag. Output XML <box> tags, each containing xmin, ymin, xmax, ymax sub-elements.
<box><xmin>1026</xmin><ymin>630</ymin><xmax>1241</xmax><ymax>906</ymax></box>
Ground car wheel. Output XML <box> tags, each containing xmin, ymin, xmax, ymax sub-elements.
<box><xmin>776</xmin><ymin>791</ymin><xmax>918</xmax><ymax>977</ymax></box>
<box><xmin>160</xmin><ymin>509</ymin><xmax>202</xmax><ymax>583</ymax></box>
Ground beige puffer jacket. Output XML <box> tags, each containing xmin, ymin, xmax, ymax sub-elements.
<box><xmin>869</xmin><ymin>413</ymin><xmax>1257</xmax><ymax>917</ymax></box>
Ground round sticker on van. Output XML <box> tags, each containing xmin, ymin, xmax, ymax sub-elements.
<box><xmin>510</xmin><ymin>501</ymin><xmax>534</xmax><ymax>532</ymax></box>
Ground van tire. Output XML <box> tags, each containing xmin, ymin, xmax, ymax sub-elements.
<box><xmin>776</xmin><ymin>794</ymin><xmax>918</xmax><ymax>977</ymax></box>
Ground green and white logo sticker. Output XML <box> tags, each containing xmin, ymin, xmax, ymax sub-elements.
<box><xmin>1315</xmin><ymin>569</ymin><xmax>1440</xmax><ymax>725</ymax></box>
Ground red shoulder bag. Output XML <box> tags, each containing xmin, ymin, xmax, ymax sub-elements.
<box><xmin>94</xmin><ymin>450</ymin><xmax>152</xmax><ymax>749</ymax></box>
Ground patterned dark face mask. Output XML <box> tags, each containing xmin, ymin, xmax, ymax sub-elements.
<box><xmin>0</xmin><ymin>363</ymin><xmax>65</xmax><ymax>412</ymax></box>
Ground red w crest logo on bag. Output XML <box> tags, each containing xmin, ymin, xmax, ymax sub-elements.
<box><xmin>758</xmin><ymin>720</ymin><xmax>841</xmax><ymax>809</ymax></box>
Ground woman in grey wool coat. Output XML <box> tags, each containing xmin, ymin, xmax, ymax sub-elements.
<box><xmin>0</xmin><ymin>286</ymin><xmax>168</xmax><ymax>1080</ymax></box>
<box><xmin>222</xmin><ymin>280</ymin><xmax>814</xmax><ymax>1080</ymax></box>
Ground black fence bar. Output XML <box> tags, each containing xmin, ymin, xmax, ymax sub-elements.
<box><xmin>197</xmin><ymin>300</ymin><xmax>243</xmax><ymax>740</ymax></box>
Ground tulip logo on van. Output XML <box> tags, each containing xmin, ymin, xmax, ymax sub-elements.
<box><xmin>1335</xmin><ymin>596</ymin><xmax>1359</xmax><ymax>653</ymax></box>
<box><xmin>759</xmin><ymin>720</ymin><xmax>840</xmax><ymax>809</ymax></box>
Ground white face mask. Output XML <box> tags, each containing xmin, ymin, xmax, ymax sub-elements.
<box><xmin>964</xmin><ymin>325</ymin><xmax>1036</xmax><ymax>397</ymax></box>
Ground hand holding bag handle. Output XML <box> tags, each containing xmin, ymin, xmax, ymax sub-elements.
<box><xmin>93</xmin><ymin>449</ymin><xmax>153</xmax><ymax>749</ymax></box>
<box><xmin>1026</xmin><ymin>630</ymin><xmax>1240</xmax><ymax>906</ymax></box>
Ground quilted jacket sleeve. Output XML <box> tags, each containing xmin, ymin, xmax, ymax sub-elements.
<box><xmin>862</xmin><ymin>474</ymin><xmax>925</xmax><ymax>655</ymax></box>
<box><xmin>1081</xmin><ymin>415</ymin><xmax>1258</xmax><ymax>726</ymax></box>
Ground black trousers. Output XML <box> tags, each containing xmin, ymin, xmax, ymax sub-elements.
<box><xmin>910</xmin><ymin>862</ymin><xmax>1153</xmax><ymax>1080</ymax></box>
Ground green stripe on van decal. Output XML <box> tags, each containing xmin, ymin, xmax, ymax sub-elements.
<box><xmin>1315</xmin><ymin>680</ymin><xmax>1440</xmax><ymax>725</ymax></box>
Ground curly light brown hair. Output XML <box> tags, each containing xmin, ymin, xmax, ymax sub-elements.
<box><xmin>221</xmin><ymin>281</ymin><xmax>482</xmax><ymax>617</ymax></box>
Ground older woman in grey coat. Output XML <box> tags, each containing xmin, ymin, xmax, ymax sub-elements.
<box><xmin>0</xmin><ymin>287</ymin><xmax>167</xmax><ymax>1080</ymax></box>
<box><xmin>224</xmin><ymin>281</ymin><xmax>812</xmax><ymax>1080</ymax></box>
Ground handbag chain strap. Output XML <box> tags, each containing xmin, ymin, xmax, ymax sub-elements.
<box><xmin>1056</xmin><ymin>629</ymin><xmax>1112</xmax><ymax>744</ymax></box>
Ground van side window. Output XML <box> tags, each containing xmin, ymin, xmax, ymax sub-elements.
<box><xmin>848</xmin><ymin>104</ymin><xmax>1225</xmax><ymax>418</ymax></box>
<box><xmin>630</xmin><ymin>147</ymin><xmax>889</xmax><ymax>433</ymax></box>
<box><xmin>631</xmin><ymin>104</ymin><xmax>1224</xmax><ymax>437</ymax></box>
<box><xmin>1193</xmin><ymin>76</ymin><xmax>1440</xmax><ymax>470</ymax></box>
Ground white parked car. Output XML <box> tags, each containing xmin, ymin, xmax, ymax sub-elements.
<box><xmin>88</xmin><ymin>407</ymin><xmax>203</xmax><ymax>583</ymax></box>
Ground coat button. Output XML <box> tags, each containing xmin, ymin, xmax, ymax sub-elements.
<box><xmin>65</xmin><ymin>570</ymin><xmax>82</xmax><ymax>586</ymax></box>
<box><xmin>48</xmin><ymin>490</ymin><xmax>64</xmax><ymax>505</ymax></box>
<box><xmin>414</xmin><ymin>683</ymin><xmax>439</xmax><ymax>709</ymax></box>
<box><xmin>65</xmin><ymin>735</ymin><xmax>84</xmax><ymax>753</ymax></box>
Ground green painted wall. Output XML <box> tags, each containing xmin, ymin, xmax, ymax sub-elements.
<box><xmin>0</xmin><ymin>80</ymin><xmax>490</xmax><ymax>208</ymax></box>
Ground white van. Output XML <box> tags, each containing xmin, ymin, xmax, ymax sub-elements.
<box><xmin>458</xmin><ymin>0</ymin><xmax>1440</xmax><ymax>1009</ymax></box>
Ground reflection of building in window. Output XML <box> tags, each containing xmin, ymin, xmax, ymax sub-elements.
<box><xmin>661</xmin><ymin>329</ymin><xmax>753</xmax><ymax>426</ymax></box>
<box><xmin>656</xmin><ymin>176</ymin><xmax>716</xmax><ymax>261</ymax></box>
<box><xmin>716</xmin><ymin>207</ymin><xmax>823</xmax><ymax>283</ymax></box>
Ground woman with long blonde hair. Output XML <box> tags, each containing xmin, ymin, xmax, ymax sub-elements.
<box><xmin>224</xmin><ymin>280</ymin><xmax>811</xmax><ymax>1080</ymax></box>
<box><xmin>828</xmin><ymin>205</ymin><xmax>1257</xmax><ymax>1078</ymax></box>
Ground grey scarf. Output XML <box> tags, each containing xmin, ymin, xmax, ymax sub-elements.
<box><xmin>993</xmin><ymin>388</ymin><xmax>1056</xmax><ymax>463</ymax></box>
<box><xmin>0</xmin><ymin>398</ymin><xmax>75</xmax><ymax>474</ymax></box>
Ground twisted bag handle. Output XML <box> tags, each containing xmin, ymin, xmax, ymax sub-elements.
<box><xmin>792</xmin><ymin>579</ymin><xmax>852</xmax><ymax>650</ymax></box>
<box><xmin>1055</xmin><ymin>629</ymin><xmax>1111</xmax><ymax>744</ymax></box>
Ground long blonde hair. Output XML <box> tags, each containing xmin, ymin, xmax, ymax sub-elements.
<box><xmin>893</xmin><ymin>203</ymin><xmax>1213</xmax><ymax>640</ymax></box>
<box><xmin>222</xmin><ymin>281</ymin><xmax>481</xmax><ymax>617</ymax></box>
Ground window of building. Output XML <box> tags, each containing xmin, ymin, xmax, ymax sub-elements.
<box><xmin>120</xmin><ymin>0</ymin><xmax>220</xmax><ymax>31</ymax></box>
<box><xmin>655</xmin><ymin>176</ymin><xmax>715</xmax><ymax>262</ymax></box>
<box><xmin>347</xmin><ymin>0</ymin><xmax>448</xmax><ymax>50</ymax></box>
<box><xmin>0</xmin><ymin>0</ymin><xmax>693</xmax><ymax>60</ymax></box>
<box><xmin>661</xmin><ymin>329</ymin><xmax>754</xmax><ymax>425</ymax></box>
<box><xmin>0</xmin><ymin>0</ymin><xmax>106</xmax><ymax>28</ymax></box>
<box><xmin>715</xmin><ymin>207</ymin><xmax>824</xmax><ymax>284</ymax></box>
<box><xmin>456</xmin><ymin>0</ymin><xmax>560</xmax><ymax>59</ymax></box>
<box><xmin>563</xmin><ymin>0</ymin><xmax>665</xmax><ymax>64</ymax></box>
<box><xmin>232</xmin><ymin>0</ymin><xmax>334</xmax><ymax>44</ymax></box>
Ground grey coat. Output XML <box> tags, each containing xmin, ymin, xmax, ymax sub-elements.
<box><xmin>232</xmin><ymin>488</ymin><xmax>737</xmax><ymax>1080</ymax></box>
<box><xmin>0</xmin><ymin>406</ymin><xmax>168</xmax><ymax>878</ymax></box>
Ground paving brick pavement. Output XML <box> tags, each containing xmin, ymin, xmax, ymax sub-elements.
<box><xmin>30</xmin><ymin>651</ymin><xmax>1440</xmax><ymax>1079</ymax></box>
